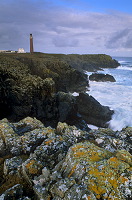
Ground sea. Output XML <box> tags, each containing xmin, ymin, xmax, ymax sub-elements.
<box><xmin>86</xmin><ymin>57</ymin><xmax>132</xmax><ymax>131</ymax></box>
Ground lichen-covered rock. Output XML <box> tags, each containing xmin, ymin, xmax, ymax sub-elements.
<box><xmin>50</xmin><ymin>178</ymin><xmax>76</xmax><ymax>198</ymax></box>
<box><xmin>0</xmin><ymin>119</ymin><xmax>21</xmax><ymax>156</ymax></box>
<box><xmin>89</xmin><ymin>128</ymin><xmax>132</xmax><ymax>154</ymax></box>
<box><xmin>0</xmin><ymin>117</ymin><xmax>131</xmax><ymax>199</ymax></box>
<box><xmin>52</xmin><ymin>142</ymin><xmax>132</xmax><ymax>200</ymax></box>
<box><xmin>4</xmin><ymin>156</ymin><xmax>22</xmax><ymax>175</ymax></box>
<box><xmin>0</xmin><ymin>139</ymin><xmax>5</xmax><ymax>156</ymax></box>
<box><xmin>13</xmin><ymin>117</ymin><xmax>45</xmax><ymax>135</ymax></box>
<box><xmin>21</xmin><ymin>158</ymin><xmax>43</xmax><ymax>186</ymax></box>
<box><xmin>0</xmin><ymin>117</ymin><xmax>54</xmax><ymax>156</ymax></box>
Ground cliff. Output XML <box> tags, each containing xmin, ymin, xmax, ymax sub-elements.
<box><xmin>0</xmin><ymin>53</ymin><xmax>113</xmax><ymax>129</ymax></box>
<box><xmin>46</xmin><ymin>53</ymin><xmax>120</xmax><ymax>72</ymax></box>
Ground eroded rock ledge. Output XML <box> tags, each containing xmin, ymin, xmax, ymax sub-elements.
<box><xmin>0</xmin><ymin>117</ymin><xmax>131</xmax><ymax>199</ymax></box>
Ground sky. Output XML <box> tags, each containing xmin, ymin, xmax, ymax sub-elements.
<box><xmin>0</xmin><ymin>0</ymin><xmax>132</xmax><ymax>56</ymax></box>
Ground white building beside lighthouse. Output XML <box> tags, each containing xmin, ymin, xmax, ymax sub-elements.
<box><xmin>18</xmin><ymin>48</ymin><xmax>25</xmax><ymax>53</ymax></box>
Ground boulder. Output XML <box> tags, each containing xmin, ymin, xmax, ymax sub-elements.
<box><xmin>53</xmin><ymin>142</ymin><xmax>132</xmax><ymax>199</ymax></box>
<box><xmin>89</xmin><ymin>73</ymin><xmax>116</xmax><ymax>82</ymax></box>
<box><xmin>76</xmin><ymin>92</ymin><xmax>114</xmax><ymax>127</ymax></box>
<box><xmin>0</xmin><ymin>117</ymin><xmax>131</xmax><ymax>199</ymax></box>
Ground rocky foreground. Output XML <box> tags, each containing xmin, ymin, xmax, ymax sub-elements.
<box><xmin>0</xmin><ymin>53</ymin><xmax>131</xmax><ymax>199</ymax></box>
<box><xmin>0</xmin><ymin>117</ymin><xmax>131</xmax><ymax>199</ymax></box>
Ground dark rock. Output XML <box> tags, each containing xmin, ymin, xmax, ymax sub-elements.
<box><xmin>89</xmin><ymin>73</ymin><xmax>116</xmax><ymax>82</ymax></box>
<box><xmin>4</xmin><ymin>156</ymin><xmax>22</xmax><ymax>175</ymax></box>
<box><xmin>56</xmin><ymin>92</ymin><xmax>90</xmax><ymax>131</ymax></box>
<box><xmin>57</xmin><ymin>92</ymin><xmax>77</xmax><ymax>123</ymax></box>
<box><xmin>76</xmin><ymin>92</ymin><xmax>114</xmax><ymax>127</ymax></box>
<box><xmin>0</xmin><ymin>55</ymin><xmax>89</xmax><ymax>131</ymax></box>
<box><xmin>0</xmin><ymin>184</ymin><xmax>24</xmax><ymax>200</ymax></box>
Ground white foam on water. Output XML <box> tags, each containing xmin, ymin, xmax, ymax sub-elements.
<box><xmin>118</xmin><ymin>65</ymin><xmax>132</xmax><ymax>71</ymax></box>
<box><xmin>87</xmin><ymin>81</ymin><xmax>132</xmax><ymax>131</ymax></box>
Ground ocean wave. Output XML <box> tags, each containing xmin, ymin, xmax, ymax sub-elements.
<box><xmin>117</xmin><ymin>66</ymin><xmax>132</xmax><ymax>71</ymax></box>
<box><xmin>88</xmin><ymin>82</ymin><xmax>132</xmax><ymax>131</ymax></box>
<box><xmin>118</xmin><ymin>60</ymin><xmax>127</xmax><ymax>63</ymax></box>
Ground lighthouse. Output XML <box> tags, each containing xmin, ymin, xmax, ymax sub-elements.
<box><xmin>30</xmin><ymin>34</ymin><xmax>34</xmax><ymax>53</ymax></box>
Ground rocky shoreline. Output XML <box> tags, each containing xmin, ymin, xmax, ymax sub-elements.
<box><xmin>0</xmin><ymin>53</ymin><xmax>115</xmax><ymax>129</ymax></box>
<box><xmin>0</xmin><ymin>53</ymin><xmax>131</xmax><ymax>199</ymax></box>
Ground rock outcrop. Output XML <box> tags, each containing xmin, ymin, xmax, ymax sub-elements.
<box><xmin>89</xmin><ymin>73</ymin><xmax>116</xmax><ymax>82</ymax></box>
<box><xmin>0</xmin><ymin>55</ymin><xmax>88</xmax><ymax>128</ymax></box>
<box><xmin>0</xmin><ymin>55</ymin><xmax>114</xmax><ymax>129</ymax></box>
<box><xmin>0</xmin><ymin>117</ymin><xmax>131</xmax><ymax>199</ymax></box>
<box><xmin>76</xmin><ymin>93</ymin><xmax>114</xmax><ymax>127</ymax></box>
<box><xmin>49</xmin><ymin>53</ymin><xmax>120</xmax><ymax>72</ymax></box>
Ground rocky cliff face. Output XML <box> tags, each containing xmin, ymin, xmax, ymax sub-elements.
<box><xmin>0</xmin><ymin>117</ymin><xmax>131</xmax><ymax>199</ymax></box>
<box><xmin>0</xmin><ymin>54</ymin><xmax>113</xmax><ymax>129</ymax></box>
<box><xmin>48</xmin><ymin>53</ymin><xmax>120</xmax><ymax>72</ymax></box>
<box><xmin>0</xmin><ymin>54</ymin><xmax>89</xmax><ymax>93</ymax></box>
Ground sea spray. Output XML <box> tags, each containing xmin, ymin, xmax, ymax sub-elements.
<box><xmin>86</xmin><ymin>57</ymin><xmax>132</xmax><ymax>131</ymax></box>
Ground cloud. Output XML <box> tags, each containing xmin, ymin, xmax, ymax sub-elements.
<box><xmin>0</xmin><ymin>0</ymin><xmax>132</xmax><ymax>55</ymax></box>
<box><xmin>53</xmin><ymin>36</ymin><xmax>79</xmax><ymax>47</ymax></box>
<box><xmin>106</xmin><ymin>28</ymin><xmax>132</xmax><ymax>49</ymax></box>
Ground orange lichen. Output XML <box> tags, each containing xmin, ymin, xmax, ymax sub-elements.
<box><xmin>68</xmin><ymin>164</ymin><xmax>77</xmax><ymax>178</ymax></box>
<box><xmin>74</xmin><ymin>151</ymin><xmax>85</xmax><ymax>157</ymax></box>
<box><xmin>119</xmin><ymin>176</ymin><xmax>128</xmax><ymax>183</ymax></box>
<box><xmin>72</xmin><ymin>145</ymin><xmax>84</xmax><ymax>151</ymax></box>
<box><xmin>45</xmin><ymin>139</ymin><xmax>53</xmax><ymax>145</ymax></box>
<box><xmin>47</xmin><ymin>129</ymin><xmax>54</xmax><ymax>134</ymax></box>
<box><xmin>88</xmin><ymin>165</ymin><xmax>122</xmax><ymax>199</ymax></box>
<box><xmin>25</xmin><ymin>160</ymin><xmax>38</xmax><ymax>174</ymax></box>
<box><xmin>108</xmin><ymin>157</ymin><xmax>120</xmax><ymax>168</ymax></box>
<box><xmin>72</xmin><ymin>145</ymin><xmax>102</xmax><ymax>162</ymax></box>
<box><xmin>47</xmin><ymin>196</ymin><xmax>51</xmax><ymax>200</ymax></box>
<box><xmin>89</xmin><ymin>181</ymin><xmax>106</xmax><ymax>199</ymax></box>
<box><xmin>109</xmin><ymin>157</ymin><xmax>118</xmax><ymax>162</ymax></box>
<box><xmin>28</xmin><ymin>168</ymin><xmax>38</xmax><ymax>174</ymax></box>
<box><xmin>88</xmin><ymin>151</ymin><xmax>101</xmax><ymax>162</ymax></box>
<box><xmin>89</xmin><ymin>168</ymin><xmax>105</xmax><ymax>177</ymax></box>
<box><xmin>109</xmin><ymin>178</ymin><xmax>118</xmax><ymax>189</ymax></box>
<box><xmin>25</xmin><ymin>160</ymin><xmax>35</xmax><ymax>168</ymax></box>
